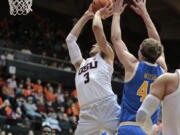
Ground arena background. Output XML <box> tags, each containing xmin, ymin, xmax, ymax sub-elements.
<box><xmin>0</xmin><ymin>0</ymin><xmax>179</xmax><ymax>134</ymax></box>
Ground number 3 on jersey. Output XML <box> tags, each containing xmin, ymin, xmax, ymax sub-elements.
<box><xmin>137</xmin><ymin>81</ymin><xmax>148</xmax><ymax>102</ymax></box>
<box><xmin>84</xmin><ymin>72</ymin><xmax>90</xmax><ymax>84</ymax></box>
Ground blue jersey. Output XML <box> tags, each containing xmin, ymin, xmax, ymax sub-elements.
<box><xmin>120</xmin><ymin>61</ymin><xmax>163</xmax><ymax>124</ymax></box>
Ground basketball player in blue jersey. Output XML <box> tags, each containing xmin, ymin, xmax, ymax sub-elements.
<box><xmin>111</xmin><ymin>0</ymin><xmax>167</xmax><ymax>135</ymax></box>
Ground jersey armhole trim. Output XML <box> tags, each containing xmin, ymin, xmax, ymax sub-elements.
<box><xmin>160</xmin><ymin>66</ymin><xmax>165</xmax><ymax>73</ymax></box>
<box><xmin>124</xmin><ymin>62</ymin><xmax>139</xmax><ymax>83</ymax></box>
<box><xmin>75</xmin><ymin>59</ymin><xmax>86</xmax><ymax>74</ymax></box>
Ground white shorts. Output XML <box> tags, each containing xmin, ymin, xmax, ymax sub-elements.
<box><xmin>75</xmin><ymin>95</ymin><xmax>121</xmax><ymax>135</ymax></box>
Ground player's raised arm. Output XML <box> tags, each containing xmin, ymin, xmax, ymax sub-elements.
<box><xmin>131</xmin><ymin>0</ymin><xmax>160</xmax><ymax>41</ymax></box>
<box><xmin>111</xmin><ymin>0</ymin><xmax>137</xmax><ymax>70</ymax></box>
<box><xmin>131</xmin><ymin>0</ymin><xmax>167</xmax><ymax>72</ymax></box>
<box><xmin>92</xmin><ymin>4</ymin><xmax>114</xmax><ymax>65</ymax></box>
<box><xmin>156</xmin><ymin>47</ymin><xmax>167</xmax><ymax>72</ymax></box>
<box><xmin>66</xmin><ymin>4</ymin><xmax>94</xmax><ymax>70</ymax></box>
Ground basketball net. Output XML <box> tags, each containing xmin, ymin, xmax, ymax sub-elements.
<box><xmin>8</xmin><ymin>0</ymin><xmax>33</xmax><ymax>16</ymax></box>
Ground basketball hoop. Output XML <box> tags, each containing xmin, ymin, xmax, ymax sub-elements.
<box><xmin>8</xmin><ymin>0</ymin><xmax>33</xmax><ymax>16</ymax></box>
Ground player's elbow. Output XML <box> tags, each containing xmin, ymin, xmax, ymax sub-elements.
<box><xmin>136</xmin><ymin>110</ymin><xmax>148</xmax><ymax>125</ymax></box>
<box><xmin>66</xmin><ymin>34</ymin><xmax>77</xmax><ymax>45</ymax></box>
<box><xmin>92</xmin><ymin>23</ymin><xmax>101</xmax><ymax>33</ymax></box>
<box><xmin>65</xmin><ymin>35</ymin><xmax>71</xmax><ymax>44</ymax></box>
<box><xmin>111</xmin><ymin>35</ymin><xmax>119</xmax><ymax>44</ymax></box>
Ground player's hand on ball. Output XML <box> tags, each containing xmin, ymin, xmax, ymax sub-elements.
<box><xmin>85</xmin><ymin>3</ymin><xmax>95</xmax><ymax>19</ymax></box>
<box><xmin>98</xmin><ymin>3</ymin><xmax>113</xmax><ymax>19</ymax></box>
<box><xmin>130</xmin><ymin>0</ymin><xmax>148</xmax><ymax>16</ymax></box>
<box><xmin>113</xmin><ymin>0</ymin><xmax>127</xmax><ymax>15</ymax></box>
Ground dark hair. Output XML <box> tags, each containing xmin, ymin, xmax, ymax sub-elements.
<box><xmin>140</xmin><ymin>38</ymin><xmax>163</xmax><ymax>63</ymax></box>
<box><xmin>42</xmin><ymin>125</ymin><xmax>52</xmax><ymax>131</ymax></box>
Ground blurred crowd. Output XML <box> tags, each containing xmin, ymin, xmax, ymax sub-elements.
<box><xmin>0</xmin><ymin>13</ymin><xmax>67</xmax><ymax>59</ymax></box>
<box><xmin>0</xmin><ymin>74</ymin><xmax>79</xmax><ymax>135</ymax></box>
<box><xmin>0</xmin><ymin>14</ymin><xmax>179</xmax><ymax>75</ymax></box>
<box><xmin>0</xmin><ymin>13</ymin><xmax>125</xmax><ymax>75</ymax></box>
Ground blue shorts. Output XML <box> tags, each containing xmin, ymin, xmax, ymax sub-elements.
<box><xmin>117</xmin><ymin>122</ymin><xmax>146</xmax><ymax>135</ymax></box>
<box><xmin>117</xmin><ymin>122</ymin><xmax>162</xmax><ymax>135</ymax></box>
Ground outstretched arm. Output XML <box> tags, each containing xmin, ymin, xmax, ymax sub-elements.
<box><xmin>92</xmin><ymin>4</ymin><xmax>114</xmax><ymax>65</ymax></box>
<box><xmin>131</xmin><ymin>0</ymin><xmax>167</xmax><ymax>72</ymax></box>
<box><xmin>66</xmin><ymin>4</ymin><xmax>94</xmax><ymax>70</ymax></box>
<box><xmin>111</xmin><ymin>0</ymin><xmax>137</xmax><ymax>70</ymax></box>
<box><xmin>131</xmin><ymin>0</ymin><xmax>159</xmax><ymax>41</ymax></box>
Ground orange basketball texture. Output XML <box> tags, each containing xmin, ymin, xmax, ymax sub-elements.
<box><xmin>92</xmin><ymin>0</ymin><xmax>113</xmax><ymax>13</ymax></box>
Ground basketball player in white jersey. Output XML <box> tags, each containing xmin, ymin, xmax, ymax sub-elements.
<box><xmin>136</xmin><ymin>70</ymin><xmax>180</xmax><ymax>135</ymax></box>
<box><xmin>66</xmin><ymin>4</ymin><xmax>121</xmax><ymax>135</ymax></box>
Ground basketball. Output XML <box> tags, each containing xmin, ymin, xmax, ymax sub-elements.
<box><xmin>92</xmin><ymin>0</ymin><xmax>113</xmax><ymax>13</ymax></box>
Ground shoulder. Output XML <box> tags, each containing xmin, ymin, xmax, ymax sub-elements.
<box><xmin>154</xmin><ymin>72</ymin><xmax>177</xmax><ymax>87</ymax></box>
<box><xmin>160</xmin><ymin>72</ymin><xmax>177</xmax><ymax>81</ymax></box>
<box><xmin>166</xmin><ymin>71</ymin><xmax>179</xmax><ymax>86</ymax></box>
<box><xmin>153</xmin><ymin>71</ymin><xmax>179</xmax><ymax>99</ymax></box>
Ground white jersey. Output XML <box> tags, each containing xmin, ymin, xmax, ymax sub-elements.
<box><xmin>75</xmin><ymin>53</ymin><xmax>115</xmax><ymax>107</ymax></box>
<box><xmin>162</xmin><ymin>69</ymin><xmax>180</xmax><ymax>135</ymax></box>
